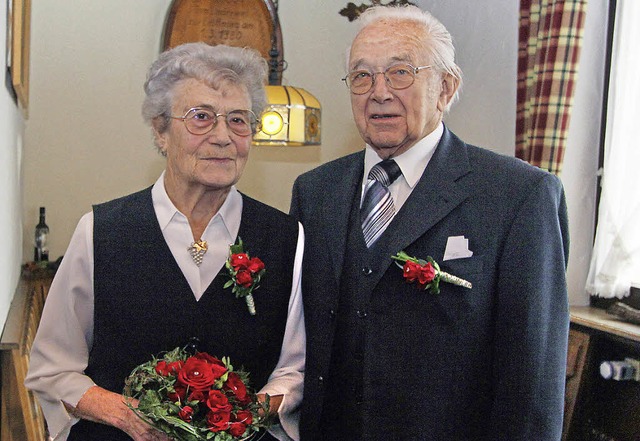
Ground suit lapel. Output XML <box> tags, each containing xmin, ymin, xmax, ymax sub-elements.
<box><xmin>373</xmin><ymin>128</ymin><xmax>473</xmax><ymax>282</ymax></box>
<box><xmin>321</xmin><ymin>151</ymin><xmax>365</xmax><ymax>282</ymax></box>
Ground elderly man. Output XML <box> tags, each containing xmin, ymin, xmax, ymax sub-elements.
<box><xmin>290</xmin><ymin>5</ymin><xmax>569</xmax><ymax>440</ymax></box>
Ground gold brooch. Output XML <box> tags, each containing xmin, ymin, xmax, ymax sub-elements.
<box><xmin>188</xmin><ymin>240</ymin><xmax>208</xmax><ymax>266</ymax></box>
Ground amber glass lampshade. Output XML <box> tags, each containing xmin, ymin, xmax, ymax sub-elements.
<box><xmin>253</xmin><ymin>85</ymin><xmax>321</xmax><ymax>146</ymax></box>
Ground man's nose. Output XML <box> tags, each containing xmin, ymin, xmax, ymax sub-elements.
<box><xmin>370</xmin><ymin>72</ymin><xmax>393</xmax><ymax>101</ymax></box>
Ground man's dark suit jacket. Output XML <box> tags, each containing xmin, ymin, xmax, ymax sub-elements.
<box><xmin>290</xmin><ymin>126</ymin><xmax>570</xmax><ymax>440</ymax></box>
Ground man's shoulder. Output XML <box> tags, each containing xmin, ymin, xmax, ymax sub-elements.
<box><xmin>241</xmin><ymin>193</ymin><xmax>295</xmax><ymax>220</ymax></box>
<box><xmin>463</xmin><ymin>142</ymin><xmax>558</xmax><ymax>186</ymax></box>
<box><xmin>241</xmin><ymin>192</ymin><xmax>299</xmax><ymax>230</ymax></box>
<box><xmin>296</xmin><ymin>150</ymin><xmax>363</xmax><ymax>184</ymax></box>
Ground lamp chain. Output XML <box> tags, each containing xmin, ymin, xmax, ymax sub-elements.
<box><xmin>269</xmin><ymin>0</ymin><xmax>286</xmax><ymax>85</ymax></box>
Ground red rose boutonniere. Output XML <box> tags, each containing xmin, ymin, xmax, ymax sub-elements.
<box><xmin>391</xmin><ymin>251</ymin><xmax>472</xmax><ymax>294</ymax></box>
<box><xmin>224</xmin><ymin>238</ymin><xmax>265</xmax><ymax>315</ymax></box>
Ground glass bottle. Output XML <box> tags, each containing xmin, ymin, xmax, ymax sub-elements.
<box><xmin>34</xmin><ymin>207</ymin><xmax>49</xmax><ymax>262</ymax></box>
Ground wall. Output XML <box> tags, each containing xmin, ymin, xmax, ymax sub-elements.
<box><xmin>563</xmin><ymin>0</ymin><xmax>608</xmax><ymax>305</ymax></box>
<box><xmin>23</xmin><ymin>0</ymin><xmax>604</xmax><ymax>305</ymax></box>
<box><xmin>0</xmin><ymin>0</ymin><xmax>25</xmax><ymax>329</ymax></box>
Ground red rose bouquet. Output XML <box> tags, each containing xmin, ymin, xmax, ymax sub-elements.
<box><xmin>123</xmin><ymin>346</ymin><xmax>272</xmax><ymax>440</ymax></box>
<box><xmin>392</xmin><ymin>250</ymin><xmax>472</xmax><ymax>294</ymax></box>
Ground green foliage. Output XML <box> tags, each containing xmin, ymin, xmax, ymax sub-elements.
<box><xmin>123</xmin><ymin>346</ymin><xmax>271</xmax><ymax>440</ymax></box>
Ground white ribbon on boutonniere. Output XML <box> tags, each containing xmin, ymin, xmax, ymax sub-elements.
<box><xmin>391</xmin><ymin>251</ymin><xmax>472</xmax><ymax>294</ymax></box>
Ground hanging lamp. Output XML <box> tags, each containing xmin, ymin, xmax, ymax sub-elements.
<box><xmin>253</xmin><ymin>1</ymin><xmax>321</xmax><ymax>146</ymax></box>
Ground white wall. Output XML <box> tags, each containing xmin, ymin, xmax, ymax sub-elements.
<box><xmin>23</xmin><ymin>0</ymin><xmax>605</xmax><ymax>306</ymax></box>
<box><xmin>23</xmin><ymin>0</ymin><xmax>171</xmax><ymax>262</ymax></box>
<box><xmin>0</xmin><ymin>0</ymin><xmax>25</xmax><ymax>329</ymax></box>
<box><xmin>562</xmin><ymin>0</ymin><xmax>608</xmax><ymax>305</ymax></box>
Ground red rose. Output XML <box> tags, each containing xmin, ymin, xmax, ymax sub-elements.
<box><xmin>235</xmin><ymin>269</ymin><xmax>254</xmax><ymax>288</ymax></box>
<box><xmin>168</xmin><ymin>382</ymin><xmax>187</xmax><ymax>402</ymax></box>
<box><xmin>403</xmin><ymin>261</ymin><xmax>436</xmax><ymax>288</ymax></box>
<box><xmin>193</xmin><ymin>352</ymin><xmax>228</xmax><ymax>379</ymax></box>
<box><xmin>229</xmin><ymin>409</ymin><xmax>253</xmax><ymax>437</ymax></box>
<box><xmin>155</xmin><ymin>360</ymin><xmax>170</xmax><ymax>376</ymax></box>
<box><xmin>178</xmin><ymin>405</ymin><xmax>194</xmax><ymax>422</ymax></box>
<box><xmin>224</xmin><ymin>372</ymin><xmax>251</xmax><ymax>405</ymax></box>
<box><xmin>417</xmin><ymin>262</ymin><xmax>436</xmax><ymax>286</ymax></box>
<box><xmin>194</xmin><ymin>352</ymin><xmax>223</xmax><ymax>365</ymax></box>
<box><xmin>178</xmin><ymin>357</ymin><xmax>219</xmax><ymax>391</ymax></box>
<box><xmin>155</xmin><ymin>360</ymin><xmax>184</xmax><ymax>376</ymax></box>
<box><xmin>247</xmin><ymin>257</ymin><xmax>265</xmax><ymax>274</ymax></box>
<box><xmin>402</xmin><ymin>261</ymin><xmax>422</xmax><ymax>282</ymax></box>
<box><xmin>188</xmin><ymin>389</ymin><xmax>207</xmax><ymax>403</ymax></box>
<box><xmin>206</xmin><ymin>389</ymin><xmax>232</xmax><ymax>413</ymax></box>
<box><xmin>230</xmin><ymin>253</ymin><xmax>249</xmax><ymax>270</ymax></box>
<box><xmin>234</xmin><ymin>409</ymin><xmax>253</xmax><ymax>426</ymax></box>
<box><xmin>229</xmin><ymin>421</ymin><xmax>248</xmax><ymax>437</ymax></box>
<box><xmin>206</xmin><ymin>409</ymin><xmax>231</xmax><ymax>432</ymax></box>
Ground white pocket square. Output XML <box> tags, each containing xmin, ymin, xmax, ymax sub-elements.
<box><xmin>443</xmin><ymin>235</ymin><xmax>473</xmax><ymax>261</ymax></box>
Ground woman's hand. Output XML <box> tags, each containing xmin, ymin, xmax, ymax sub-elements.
<box><xmin>256</xmin><ymin>393</ymin><xmax>284</xmax><ymax>418</ymax></box>
<box><xmin>71</xmin><ymin>386</ymin><xmax>172</xmax><ymax>441</ymax></box>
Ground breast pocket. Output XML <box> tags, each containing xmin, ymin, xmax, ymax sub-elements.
<box><xmin>433</xmin><ymin>255</ymin><xmax>488</xmax><ymax>323</ymax></box>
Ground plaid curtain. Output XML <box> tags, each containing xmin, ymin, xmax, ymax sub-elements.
<box><xmin>516</xmin><ymin>0</ymin><xmax>587</xmax><ymax>175</ymax></box>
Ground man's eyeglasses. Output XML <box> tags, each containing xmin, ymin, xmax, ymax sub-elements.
<box><xmin>342</xmin><ymin>64</ymin><xmax>432</xmax><ymax>95</ymax></box>
<box><xmin>170</xmin><ymin>107</ymin><xmax>259</xmax><ymax>136</ymax></box>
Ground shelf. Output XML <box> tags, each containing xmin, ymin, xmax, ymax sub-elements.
<box><xmin>570</xmin><ymin>306</ymin><xmax>640</xmax><ymax>343</ymax></box>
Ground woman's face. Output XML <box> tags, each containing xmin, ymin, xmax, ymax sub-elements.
<box><xmin>155</xmin><ymin>78</ymin><xmax>253</xmax><ymax>193</ymax></box>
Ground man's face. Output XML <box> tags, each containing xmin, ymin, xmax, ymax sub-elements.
<box><xmin>348</xmin><ymin>20</ymin><xmax>454</xmax><ymax>159</ymax></box>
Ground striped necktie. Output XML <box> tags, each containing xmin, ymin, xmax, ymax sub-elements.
<box><xmin>360</xmin><ymin>159</ymin><xmax>402</xmax><ymax>247</ymax></box>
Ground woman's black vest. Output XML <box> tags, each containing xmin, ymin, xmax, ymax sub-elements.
<box><xmin>69</xmin><ymin>187</ymin><xmax>298</xmax><ymax>440</ymax></box>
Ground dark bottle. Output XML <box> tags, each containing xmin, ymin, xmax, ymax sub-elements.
<box><xmin>34</xmin><ymin>207</ymin><xmax>50</xmax><ymax>262</ymax></box>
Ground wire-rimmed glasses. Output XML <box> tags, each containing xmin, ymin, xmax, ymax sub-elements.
<box><xmin>342</xmin><ymin>63</ymin><xmax>432</xmax><ymax>95</ymax></box>
<box><xmin>170</xmin><ymin>107</ymin><xmax>259</xmax><ymax>136</ymax></box>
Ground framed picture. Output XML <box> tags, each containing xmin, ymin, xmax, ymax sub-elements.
<box><xmin>6</xmin><ymin>0</ymin><xmax>31</xmax><ymax>116</ymax></box>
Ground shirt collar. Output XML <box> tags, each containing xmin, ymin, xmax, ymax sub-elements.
<box><xmin>151</xmin><ymin>171</ymin><xmax>242</xmax><ymax>240</ymax></box>
<box><xmin>364</xmin><ymin>121</ymin><xmax>444</xmax><ymax>188</ymax></box>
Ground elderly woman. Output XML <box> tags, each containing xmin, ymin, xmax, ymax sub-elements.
<box><xmin>25</xmin><ymin>43</ymin><xmax>305</xmax><ymax>441</ymax></box>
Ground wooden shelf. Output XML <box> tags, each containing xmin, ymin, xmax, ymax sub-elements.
<box><xmin>571</xmin><ymin>306</ymin><xmax>640</xmax><ymax>343</ymax></box>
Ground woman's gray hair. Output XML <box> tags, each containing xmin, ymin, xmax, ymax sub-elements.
<box><xmin>142</xmin><ymin>42</ymin><xmax>268</xmax><ymax>134</ymax></box>
<box><xmin>354</xmin><ymin>5</ymin><xmax>463</xmax><ymax>109</ymax></box>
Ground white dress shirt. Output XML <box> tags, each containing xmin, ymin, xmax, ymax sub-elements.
<box><xmin>361</xmin><ymin>122</ymin><xmax>444</xmax><ymax>211</ymax></box>
<box><xmin>25</xmin><ymin>173</ymin><xmax>306</xmax><ymax>441</ymax></box>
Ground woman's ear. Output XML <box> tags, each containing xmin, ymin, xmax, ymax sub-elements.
<box><xmin>152</xmin><ymin>117</ymin><xmax>168</xmax><ymax>156</ymax></box>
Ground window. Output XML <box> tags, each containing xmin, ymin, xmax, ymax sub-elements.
<box><xmin>586</xmin><ymin>0</ymin><xmax>640</xmax><ymax>299</ymax></box>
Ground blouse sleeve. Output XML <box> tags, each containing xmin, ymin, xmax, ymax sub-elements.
<box><xmin>258</xmin><ymin>223</ymin><xmax>306</xmax><ymax>441</ymax></box>
<box><xmin>24</xmin><ymin>212</ymin><xmax>97</xmax><ymax>440</ymax></box>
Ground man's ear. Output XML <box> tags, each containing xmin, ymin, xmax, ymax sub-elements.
<box><xmin>437</xmin><ymin>73</ymin><xmax>460</xmax><ymax>112</ymax></box>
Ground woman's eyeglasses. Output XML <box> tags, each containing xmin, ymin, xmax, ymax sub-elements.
<box><xmin>170</xmin><ymin>107</ymin><xmax>259</xmax><ymax>136</ymax></box>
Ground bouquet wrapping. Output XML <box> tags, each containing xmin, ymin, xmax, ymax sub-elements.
<box><xmin>123</xmin><ymin>346</ymin><xmax>272</xmax><ymax>440</ymax></box>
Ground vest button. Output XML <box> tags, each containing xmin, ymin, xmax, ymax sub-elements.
<box><xmin>356</xmin><ymin>309</ymin><xmax>368</xmax><ymax>318</ymax></box>
<box><xmin>318</xmin><ymin>376</ymin><xmax>324</xmax><ymax>383</ymax></box>
<box><xmin>362</xmin><ymin>267</ymin><xmax>372</xmax><ymax>275</ymax></box>
<box><xmin>329</xmin><ymin>309</ymin><xmax>337</xmax><ymax>319</ymax></box>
